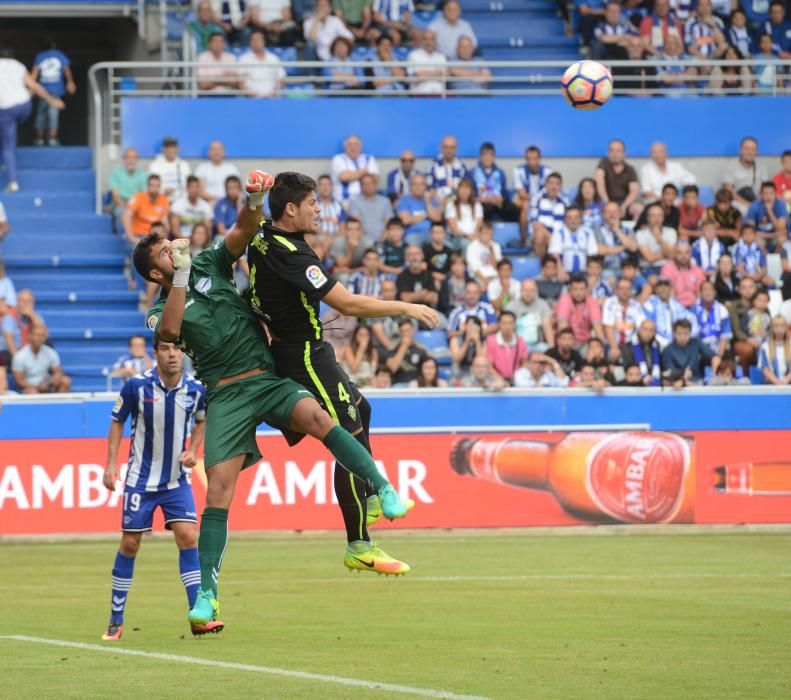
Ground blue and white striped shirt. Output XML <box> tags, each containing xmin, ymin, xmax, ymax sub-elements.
<box><xmin>642</xmin><ymin>295</ymin><xmax>696</xmax><ymax>347</ymax></box>
<box><xmin>426</xmin><ymin>156</ymin><xmax>468</xmax><ymax>200</ymax></box>
<box><xmin>447</xmin><ymin>301</ymin><xmax>498</xmax><ymax>333</ymax></box>
<box><xmin>685</xmin><ymin>16</ymin><xmax>725</xmax><ymax>58</ymax></box>
<box><xmin>529</xmin><ymin>187</ymin><xmax>568</xmax><ymax>233</ymax></box>
<box><xmin>732</xmin><ymin>239</ymin><xmax>766</xmax><ymax>275</ymax></box>
<box><xmin>348</xmin><ymin>270</ymin><xmax>385</xmax><ymax>298</ymax></box>
<box><xmin>111</xmin><ymin>369</ymin><xmax>206</xmax><ymax>493</ymax></box>
<box><xmin>512</xmin><ymin>163</ymin><xmax>552</xmax><ymax>201</ymax></box>
<box><xmin>331</xmin><ymin>152</ymin><xmax>379</xmax><ymax>202</ymax></box>
<box><xmin>593</xmin><ymin>19</ymin><xmax>636</xmax><ymax>42</ymax></box>
<box><xmin>318</xmin><ymin>197</ymin><xmax>347</xmax><ymax>238</ymax></box>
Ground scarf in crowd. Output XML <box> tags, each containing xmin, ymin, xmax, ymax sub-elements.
<box><xmin>632</xmin><ymin>341</ymin><xmax>661</xmax><ymax>385</ymax></box>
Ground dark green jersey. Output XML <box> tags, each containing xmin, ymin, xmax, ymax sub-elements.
<box><xmin>246</xmin><ymin>223</ymin><xmax>337</xmax><ymax>343</ymax></box>
<box><xmin>146</xmin><ymin>240</ymin><xmax>275</xmax><ymax>389</ymax></box>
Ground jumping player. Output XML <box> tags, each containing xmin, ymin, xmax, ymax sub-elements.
<box><xmin>246</xmin><ymin>172</ymin><xmax>440</xmax><ymax>575</ymax></box>
<box><xmin>101</xmin><ymin>337</ymin><xmax>209</xmax><ymax>640</ymax></box>
<box><xmin>133</xmin><ymin>170</ymin><xmax>413</xmax><ymax>634</ymax></box>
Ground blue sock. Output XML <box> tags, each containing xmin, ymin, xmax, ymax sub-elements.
<box><xmin>110</xmin><ymin>551</ymin><xmax>135</xmax><ymax>625</ymax></box>
<box><xmin>179</xmin><ymin>547</ymin><xmax>201</xmax><ymax>608</ymax></box>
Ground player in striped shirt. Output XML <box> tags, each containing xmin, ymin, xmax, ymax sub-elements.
<box><xmin>101</xmin><ymin>337</ymin><xmax>207</xmax><ymax>641</ymax></box>
<box><xmin>529</xmin><ymin>172</ymin><xmax>568</xmax><ymax>257</ymax></box>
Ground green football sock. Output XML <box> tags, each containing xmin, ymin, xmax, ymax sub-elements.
<box><xmin>323</xmin><ymin>426</ymin><xmax>389</xmax><ymax>492</ymax></box>
<box><xmin>198</xmin><ymin>507</ymin><xmax>228</xmax><ymax>598</ymax></box>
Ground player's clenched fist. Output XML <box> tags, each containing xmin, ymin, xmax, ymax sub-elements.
<box><xmin>246</xmin><ymin>170</ymin><xmax>275</xmax><ymax>210</ymax></box>
<box><xmin>171</xmin><ymin>239</ymin><xmax>192</xmax><ymax>288</ymax></box>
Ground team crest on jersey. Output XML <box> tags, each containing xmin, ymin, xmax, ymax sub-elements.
<box><xmin>195</xmin><ymin>277</ymin><xmax>212</xmax><ymax>294</ymax></box>
<box><xmin>147</xmin><ymin>315</ymin><xmax>158</xmax><ymax>331</ymax></box>
<box><xmin>347</xmin><ymin>404</ymin><xmax>357</xmax><ymax>421</ymax></box>
<box><xmin>113</xmin><ymin>397</ymin><xmax>123</xmax><ymax>413</ymax></box>
<box><xmin>305</xmin><ymin>265</ymin><xmax>327</xmax><ymax>289</ymax></box>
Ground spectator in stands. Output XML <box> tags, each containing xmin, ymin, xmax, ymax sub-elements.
<box><xmin>678</xmin><ymin>185</ymin><xmax>705</xmax><ymax>241</ymax></box>
<box><xmin>595</xmin><ymin>139</ymin><xmax>642</xmax><ymax>221</ymax></box>
<box><xmin>758</xmin><ymin>314</ymin><xmax>791</xmax><ymax>384</ymax></box>
<box><xmin>459</xmin><ymin>354</ymin><xmax>507</xmax><ymax>390</ymax></box>
<box><xmin>213</xmin><ymin>175</ymin><xmax>242</xmax><ymax>239</ymax></box>
<box><xmin>727</xmin><ymin>275</ymin><xmax>756</xmax><ymax>360</ymax></box>
<box><xmin>773</xmin><ymin>150</ymin><xmax>791</xmax><ymax>207</ymax></box>
<box><xmin>14</xmin><ymin>289</ymin><xmax>44</xmax><ymax>347</ymax></box>
<box><xmin>428</xmin><ymin>0</ymin><xmax>476</xmax><ymax>58</ymax></box>
<box><xmin>406</xmin><ymin>30</ymin><xmax>448</xmax><ymax>95</ymax></box>
<box><xmin>396</xmin><ymin>173</ymin><xmax>442</xmax><ymax>245</ymax></box>
<box><xmin>410</xmin><ymin>356</ymin><xmax>447</xmax><ymax>388</ymax></box>
<box><xmin>603</xmin><ymin>276</ymin><xmax>645</xmax><ymax>360</ymax></box>
<box><xmin>546</xmin><ymin>327</ymin><xmax>585</xmax><ymax>378</ymax></box>
<box><xmin>535</xmin><ymin>254</ymin><xmax>564</xmax><ymax>304</ymax></box>
<box><xmin>707</xmin><ymin>187</ymin><xmax>742</xmax><ymax>245</ymax></box>
<box><xmin>325</xmin><ymin>36</ymin><xmax>364</xmax><ymax>90</ymax></box>
<box><xmin>506</xmin><ymin>278</ymin><xmax>554</xmax><ymax>351</ymax></box>
<box><xmin>0</xmin><ymin>46</ymin><xmax>64</xmax><ymax>192</ymax></box>
<box><xmin>124</xmin><ymin>174</ymin><xmax>170</xmax><ymax>251</ymax></box>
<box><xmin>592</xmin><ymin>2</ymin><xmax>635</xmax><ymax>60</ymax></box>
<box><xmin>190</xmin><ymin>1</ymin><xmax>225</xmax><ymax>51</ymax></box>
<box><xmin>207</xmin><ymin>0</ymin><xmax>251</xmax><ymax>45</ymax></box>
<box><xmin>366</xmin><ymin>35</ymin><xmax>406</xmax><ymax>92</ymax></box>
<box><xmin>349</xmin><ymin>173</ymin><xmax>393</xmax><ymax>241</ymax></box>
<box><xmin>30</xmin><ymin>37</ymin><xmax>75</xmax><ymax>147</ymax></box>
<box><xmin>370</xmin><ymin>365</ymin><xmax>393</xmax><ymax>387</ymax></box>
<box><xmin>587</xmin><ymin>255</ymin><xmax>611</xmax><ymax>302</ymax></box>
<box><xmin>662</xmin><ymin>318</ymin><xmax>719</xmax><ymax>385</ymax></box>
<box><xmin>447</xmin><ymin>280</ymin><xmax>497</xmax><ymax>338</ymax></box>
<box><xmin>0</xmin><ymin>200</ymin><xmax>7</xmax><ymax>247</ymax></box>
<box><xmin>470</xmin><ymin>143</ymin><xmax>519</xmax><ymax>223</ymax></box>
<box><xmin>781</xmin><ymin>238</ymin><xmax>791</xmax><ymax>300</ymax></box>
<box><xmin>636</xmin><ymin>202</ymin><xmax>678</xmax><ymax>275</ymax></box>
<box><xmin>331</xmin><ymin>216</ymin><xmax>371</xmax><ymax>273</ymax></box>
<box><xmin>348</xmin><ymin>247</ymin><xmax>384</xmax><ymax>297</ymax></box>
<box><xmin>640</xmin><ymin>276</ymin><xmax>694</xmax><ymax>347</ymax></box>
<box><xmin>197</xmin><ymin>32</ymin><xmax>242</xmax><ymax>92</ymax></box>
<box><xmin>618</xmin><ymin>363</ymin><xmax>645</xmax><ymax>387</ymax></box>
<box><xmin>693</xmin><ymin>279</ymin><xmax>733</xmax><ymax>357</ymax></box>
<box><xmin>640</xmin><ymin>142</ymin><xmax>696</xmax><ymax>203</ymax></box>
<box><xmin>321</xmin><ymin>308</ymin><xmax>357</xmax><ymax>359</ymax></box>
<box><xmin>445</xmin><ymin>178</ymin><xmax>483</xmax><ymax>249</ymax></box>
<box><xmin>660</xmin><ymin>241</ymin><xmax>706</xmax><ymax>308</ymax></box>
<box><xmin>427</xmin><ymin>134</ymin><xmax>467</xmax><ymax>201</ymax></box>
<box><xmin>239</xmin><ymin>30</ymin><xmax>286</xmax><ymax>98</ymax></box>
<box><xmin>745</xmin><ymin>181</ymin><xmax>787</xmax><ymax>249</ymax></box>
<box><xmin>316</xmin><ymin>173</ymin><xmax>345</xmax><ymax>257</ymax></box>
<box><xmin>371</xmin><ymin>278</ymin><xmax>401</xmax><ymax>349</ymax></box>
<box><xmin>710</xmin><ymin>45</ymin><xmax>753</xmax><ymax>94</ymax></box>
<box><xmin>378</xmin><ymin>217</ymin><xmax>407</xmax><ymax>274</ymax></box>
<box><xmin>331</xmin><ymin>134</ymin><xmax>379</xmax><ymax>204</ymax></box>
<box><xmin>727</xmin><ymin>9</ymin><xmax>751</xmax><ymax>58</ymax></box>
<box><xmin>385</xmin><ymin>317</ymin><xmax>429</xmax><ymax>385</ymax></box>
<box><xmin>438</xmin><ymin>254</ymin><xmax>471</xmax><ymax>315</ymax></box>
<box><xmin>578</xmin><ymin>0</ymin><xmax>607</xmax><ymax>52</ymax></box>
<box><xmin>708</xmin><ymin>358</ymin><xmax>750</xmax><ymax>385</ymax></box>
<box><xmin>0</xmin><ymin>298</ymin><xmax>20</xmax><ymax>370</ymax></box>
<box><xmin>636</xmin><ymin>183</ymin><xmax>681</xmax><ymax>232</ymax></box>
<box><xmin>514</xmin><ymin>145</ymin><xmax>552</xmax><ymax>242</ymax></box>
<box><xmin>11</xmin><ymin>324</ymin><xmax>70</xmax><ymax>394</ymax></box>
<box><xmin>190</xmin><ymin>222</ymin><xmax>212</xmax><ymax>258</ymax></box>
<box><xmin>396</xmin><ymin>245</ymin><xmax>438</xmax><ymax>310</ymax></box>
<box><xmin>570</xmin><ymin>363</ymin><xmax>611</xmax><ymax>391</ymax></box>
<box><xmin>722</xmin><ymin>137</ymin><xmax>768</xmax><ymax>215</ymax></box>
<box><xmin>555</xmin><ymin>275</ymin><xmax>603</xmax><ymax>349</ymax></box>
<box><xmin>305</xmin><ymin>0</ymin><xmax>354</xmax><ymax>59</ymax></box>
<box><xmin>529</xmin><ymin>172</ymin><xmax>568</xmax><ymax>258</ymax></box>
<box><xmin>111</xmin><ymin>335</ymin><xmax>153</xmax><ymax>380</ymax></box>
<box><xmin>764</xmin><ymin>1</ymin><xmax>791</xmax><ymax>57</ymax></box>
<box><xmin>620</xmin><ymin>257</ymin><xmax>647</xmax><ymax>295</ymax></box>
<box><xmin>148</xmin><ymin>136</ymin><xmax>191</xmax><ymax>201</ymax></box>
<box><xmin>450</xmin><ymin>315</ymin><xmax>484</xmax><ymax>378</ymax></box>
<box><xmin>249</xmin><ymin>0</ymin><xmax>300</xmax><ymax>45</ymax></box>
<box><xmin>595</xmin><ymin>202</ymin><xmax>637</xmax><ymax>277</ymax></box>
<box><xmin>338</xmin><ymin>323</ymin><xmax>378</xmax><ymax>387</ymax></box>
<box><xmin>549</xmin><ymin>206</ymin><xmax>599</xmax><ymax>282</ymax></box>
<box><xmin>691</xmin><ymin>219</ymin><xmax>725</xmax><ymax>274</ymax></box>
<box><xmin>0</xmin><ymin>258</ymin><xmax>16</xmax><ymax>307</ymax></box>
<box><xmin>195</xmin><ymin>140</ymin><xmax>240</xmax><ymax>205</ymax></box>
<box><xmin>109</xmin><ymin>147</ymin><xmax>147</xmax><ymax>235</ymax></box>
<box><xmin>620</xmin><ymin>318</ymin><xmax>662</xmax><ymax>386</ymax></box>
<box><xmin>372</xmin><ymin>0</ymin><xmax>413</xmax><ymax>45</ymax></box>
<box><xmin>449</xmin><ymin>35</ymin><xmax>491</xmax><ymax>91</ymax></box>
<box><xmin>639</xmin><ymin>0</ymin><xmax>683</xmax><ymax>54</ymax></box>
<box><xmin>335</xmin><ymin>0</ymin><xmax>379</xmax><ymax>42</ymax></box>
<box><xmin>573</xmin><ymin>178</ymin><xmax>604</xmax><ymax>232</ymax></box>
<box><xmin>487</xmin><ymin>258</ymin><xmax>520</xmax><ymax>313</ymax></box>
<box><xmin>714</xmin><ymin>253</ymin><xmax>739</xmax><ymax>302</ymax></box>
<box><xmin>585</xmin><ymin>337</ymin><xmax>616</xmax><ymax>381</ymax></box>
<box><xmin>740</xmin><ymin>286</ymin><xmax>772</xmax><ymax>354</ymax></box>
<box><xmin>733</xmin><ymin>224</ymin><xmax>772</xmax><ymax>285</ymax></box>
<box><xmin>465</xmin><ymin>221</ymin><xmax>501</xmax><ymax>287</ymax></box>
<box><xmin>685</xmin><ymin>0</ymin><xmax>728</xmax><ymax>65</ymax></box>
<box><xmin>423</xmin><ymin>223</ymin><xmax>453</xmax><ymax>284</ymax></box>
<box><xmin>513</xmin><ymin>351</ymin><xmax>569</xmax><ymax>388</ymax></box>
<box><xmin>753</xmin><ymin>33</ymin><xmax>783</xmax><ymax>90</ymax></box>
<box><xmin>387</xmin><ymin>149</ymin><xmax>418</xmax><ymax>202</ymax></box>
<box><xmin>170</xmin><ymin>175</ymin><xmax>214</xmax><ymax>238</ymax></box>
<box><xmin>612</xmin><ymin>35</ymin><xmax>656</xmax><ymax>95</ymax></box>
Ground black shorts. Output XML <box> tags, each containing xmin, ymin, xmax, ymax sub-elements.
<box><xmin>271</xmin><ymin>340</ymin><xmax>363</xmax><ymax>435</ymax></box>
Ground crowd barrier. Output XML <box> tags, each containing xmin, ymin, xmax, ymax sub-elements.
<box><xmin>2</xmin><ymin>389</ymin><xmax>791</xmax><ymax>536</ymax></box>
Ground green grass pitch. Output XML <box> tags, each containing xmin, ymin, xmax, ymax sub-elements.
<box><xmin>1</xmin><ymin>530</ymin><xmax>789</xmax><ymax>699</ymax></box>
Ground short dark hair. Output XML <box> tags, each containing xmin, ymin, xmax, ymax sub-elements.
<box><xmin>682</xmin><ymin>184</ymin><xmax>699</xmax><ymax>196</ymax></box>
<box><xmin>662</xmin><ymin>183</ymin><xmax>678</xmax><ymax>194</ymax></box>
<box><xmin>147</xmin><ymin>174</ymin><xmax>160</xmax><ymax>184</ymax></box>
<box><xmin>480</xmin><ymin>142</ymin><xmax>495</xmax><ymax>154</ymax></box>
<box><xmin>133</xmin><ymin>232</ymin><xmax>163</xmax><ymax>282</ymax></box>
<box><xmin>557</xmin><ymin>327</ymin><xmax>575</xmax><ymax>338</ymax></box>
<box><xmin>715</xmin><ymin>187</ymin><xmax>733</xmax><ymax>204</ymax></box>
<box><xmin>526</xmin><ymin>145</ymin><xmax>541</xmax><ymax>156</ymax></box>
<box><xmin>500</xmin><ymin>310</ymin><xmax>516</xmax><ymax>322</ymax></box>
<box><xmin>345</xmin><ymin>216</ymin><xmax>361</xmax><ymax>227</ymax></box>
<box><xmin>587</xmin><ymin>255</ymin><xmax>604</xmax><ymax>267</ymax></box>
<box><xmin>362</xmin><ymin>247</ymin><xmax>379</xmax><ymax>258</ymax></box>
<box><xmin>386</xmin><ymin>217</ymin><xmax>404</xmax><ymax>229</ymax></box>
<box><xmin>496</xmin><ymin>258</ymin><xmax>512</xmax><ymax>270</ymax></box>
<box><xmin>589</xmin><ymin>337</ymin><xmax>604</xmax><ymax>348</ymax></box>
<box><xmin>225</xmin><ymin>175</ymin><xmax>241</xmax><ymax>188</ymax></box>
<box><xmin>673</xmin><ymin>318</ymin><xmax>692</xmax><ymax>332</ymax></box>
<box><xmin>398</xmin><ymin>316</ymin><xmax>416</xmax><ymax>328</ymax></box>
<box><xmin>268</xmin><ymin>171</ymin><xmax>317</xmax><ymax>221</ymax></box>
<box><xmin>624</xmin><ymin>363</ymin><xmax>640</xmax><ymax>373</ymax></box>
<box><xmin>569</xmin><ymin>273</ymin><xmax>588</xmax><ymax>286</ymax></box>
<box><xmin>186</xmin><ymin>175</ymin><xmax>199</xmax><ymax>186</ymax></box>
<box><xmin>129</xmin><ymin>334</ymin><xmax>146</xmax><ymax>345</ymax></box>
<box><xmin>741</xmin><ymin>223</ymin><xmax>756</xmax><ymax>234</ymax></box>
<box><xmin>782</xmin><ymin>150</ymin><xmax>791</xmax><ymax>160</ymax></box>
<box><xmin>620</xmin><ymin>258</ymin><xmax>637</xmax><ymax>269</ymax></box>
<box><xmin>761</xmin><ymin>181</ymin><xmax>776</xmax><ymax>191</ymax></box>
<box><xmin>541</xmin><ymin>254</ymin><xmax>556</xmax><ymax>267</ymax></box>
<box><xmin>565</xmin><ymin>204</ymin><xmax>582</xmax><ymax>215</ymax></box>
<box><xmin>318</xmin><ymin>174</ymin><xmax>332</xmax><ymax>183</ymax></box>
<box><xmin>209</xmin><ymin>31</ymin><xmax>225</xmax><ymax>41</ymax></box>
<box><xmin>546</xmin><ymin>172</ymin><xmax>563</xmax><ymax>184</ymax></box>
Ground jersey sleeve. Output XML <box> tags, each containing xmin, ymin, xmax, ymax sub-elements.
<box><xmin>275</xmin><ymin>244</ymin><xmax>338</xmax><ymax>299</ymax></box>
<box><xmin>146</xmin><ymin>298</ymin><xmax>166</xmax><ymax>335</ymax></box>
<box><xmin>199</xmin><ymin>238</ymin><xmax>238</xmax><ymax>277</ymax></box>
<box><xmin>194</xmin><ymin>385</ymin><xmax>207</xmax><ymax>422</ymax></box>
<box><xmin>111</xmin><ymin>380</ymin><xmax>136</xmax><ymax>423</ymax></box>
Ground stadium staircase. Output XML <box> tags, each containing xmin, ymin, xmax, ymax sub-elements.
<box><xmin>1</xmin><ymin>147</ymin><xmax>142</xmax><ymax>393</ymax></box>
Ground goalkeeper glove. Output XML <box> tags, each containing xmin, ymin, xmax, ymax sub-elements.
<box><xmin>246</xmin><ymin>170</ymin><xmax>275</xmax><ymax>211</ymax></box>
<box><xmin>171</xmin><ymin>239</ymin><xmax>192</xmax><ymax>288</ymax></box>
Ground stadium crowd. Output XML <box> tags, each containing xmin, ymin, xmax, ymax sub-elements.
<box><xmin>79</xmin><ymin>130</ymin><xmax>791</xmax><ymax>394</ymax></box>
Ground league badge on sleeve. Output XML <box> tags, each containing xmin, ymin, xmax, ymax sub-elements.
<box><xmin>306</xmin><ymin>265</ymin><xmax>328</xmax><ymax>289</ymax></box>
<box><xmin>147</xmin><ymin>315</ymin><xmax>159</xmax><ymax>331</ymax></box>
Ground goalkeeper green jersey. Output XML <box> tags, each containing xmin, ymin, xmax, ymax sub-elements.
<box><xmin>146</xmin><ymin>240</ymin><xmax>275</xmax><ymax>389</ymax></box>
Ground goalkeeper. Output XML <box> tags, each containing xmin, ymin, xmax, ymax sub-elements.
<box><xmin>133</xmin><ymin>170</ymin><xmax>411</xmax><ymax>634</ymax></box>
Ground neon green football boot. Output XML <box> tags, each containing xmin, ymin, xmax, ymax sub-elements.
<box><xmin>344</xmin><ymin>541</ymin><xmax>410</xmax><ymax>576</ymax></box>
<box><xmin>188</xmin><ymin>589</ymin><xmax>225</xmax><ymax>636</ymax></box>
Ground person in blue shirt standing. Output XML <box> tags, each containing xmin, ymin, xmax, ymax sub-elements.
<box><xmin>470</xmin><ymin>142</ymin><xmax>520</xmax><ymax>224</ymax></box>
<box><xmin>745</xmin><ymin>181</ymin><xmax>788</xmax><ymax>250</ymax></box>
<box><xmin>100</xmin><ymin>337</ymin><xmax>211</xmax><ymax>641</ymax></box>
<box><xmin>31</xmin><ymin>37</ymin><xmax>76</xmax><ymax>146</ymax></box>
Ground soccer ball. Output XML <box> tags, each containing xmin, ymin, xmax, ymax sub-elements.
<box><xmin>560</xmin><ymin>60</ymin><xmax>613</xmax><ymax>110</ymax></box>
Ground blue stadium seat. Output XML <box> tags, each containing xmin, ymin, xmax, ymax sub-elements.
<box><xmin>393</xmin><ymin>46</ymin><xmax>410</xmax><ymax>61</ymax></box>
<box><xmin>352</xmin><ymin>46</ymin><xmax>374</xmax><ymax>61</ymax></box>
<box><xmin>16</xmin><ymin>146</ymin><xmax>92</xmax><ymax>170</ymax></box>
<box><xmin>268</xmin><ymin>46</ymin><xmax>302</xmax><ymax>76</ymax></box>
<box><xmin>415</xmin><ymin>330</ymin><xmax>449</xmax><ymax>352</ymax></box>
<box><xmin>510</xmin><ymin>255</ymin><xmax>541</xmax><ymax>281</ymax></box>
<box><xmin>412</xmin><ymin>10</ymin><xmax>439</xmax><ymax>29</ymax></box>
<box><xmin>749</xmin><ymin>366</ymin><xmax>765</xmax><ymax>385</ymax></box>
<box><xmin>0</xmin><ymin>191</ymin><xmax>94</xmax><ymax>214</ymax></box>
<box><xmin>698</xmin><ymin>185</ymin><xmax>715</xmax><ymax>207</ymax></box>
<box><xmin>493</xmin><ymin>221</ymin><xmax>521</xmax><ymax>247</ymax></box>
<box><xmin>464</xmin><ymin>0</ymin><xmax>556</xmax><ymax>13</ymax></box>
<box><xmin>2</xmin><ymin>235</ymin><xmax>123</xmax><ymax>256</ymax></box>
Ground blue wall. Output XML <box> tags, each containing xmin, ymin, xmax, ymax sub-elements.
<box><xmin>121</xmin><ymin>96</ymin><xmax>791</xmax><ymax>159</ymax></box>
<box><xmin>3</xmin><ymin>391</ymin><xmax>791</xmax><ymax>440</ymax></box>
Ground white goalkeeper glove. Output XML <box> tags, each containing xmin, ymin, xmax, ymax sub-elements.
<box><xmin>245</xmin><ymin>170</ymin><xmax>275</xmax><ymax>211</ymax></box>
<box><xmin>171</xmin><ymin>239</ymin><xmax>192</xmax><ymax>288</ymax></box>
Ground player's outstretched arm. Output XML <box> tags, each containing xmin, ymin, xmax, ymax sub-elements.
<box><xmin>159</xmin><ymin>239</ymin><xmax>191</xmax><ymax>341</ymax></box>
<box><xmin>225</xmin><ymin>170</ymin><xmax>274</xmax><ymax>259</ymax></box>
<box><xmin>324</xmin><ymin>283</ymin><xmax>439</xmax><ymax>328</ymax></box>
